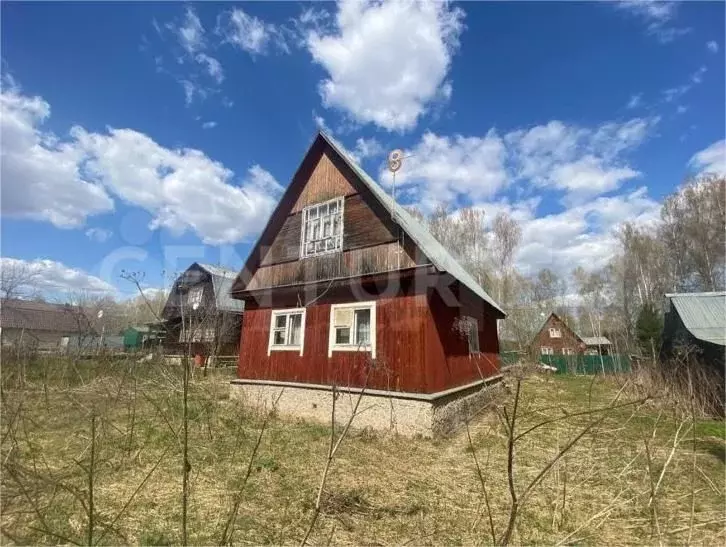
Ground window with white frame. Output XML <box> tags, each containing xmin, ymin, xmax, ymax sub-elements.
<box><xmin>562</xmin><ymin>347</ymin><xmax>575</xmax><ymax>355</ymax></box>
<box><xmin>549</xmin><ymin>327</ymin><xmax>561</xmax><ymax>338</ymax></box>
<box><xmin>301</xmin><ymin>197</ymin><xmax>344</xmax><ymax>258</ymax></box>
<box><xmin>328</xmin><ymin>302</ymin><xmax>376</xmax><ymax>358</ymax></box>
<box><xmin>541</xmin><ymin>346</ymin><xmax>554</xmax><ymax>355</ymax></box>
<box><xmin>187</xmin><ymin>286</ymin><xmax>203</xmax><ymax>307</ymax></box>
<box><xmin>268</xmin><ymin>309</ymin><xmax>306</xmax><ymax>355</ymax></box>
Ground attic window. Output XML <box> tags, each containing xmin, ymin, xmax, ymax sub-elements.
<box><xmin>187</xmin><ymin>287</ymin><xmax>203</xmax><ymax>307</ymax></box>
<box><xmin>301</xmin><ymin>197</ymin><xmax>344</xmax><ymax>258</ymax></box>
<box><xmin>549</xmin><ymin>328</ymin><xmax>561</xmax><ymax>338</ymax></box>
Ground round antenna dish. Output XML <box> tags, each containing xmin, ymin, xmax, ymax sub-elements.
<box><xmin>388</xmin><ymin>149</ymin><xmax>403</xmax><ymax>173</ymax></box>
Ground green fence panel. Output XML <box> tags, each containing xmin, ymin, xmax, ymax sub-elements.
<box><xmin>538</xmin><ymin>354</ymin><xmax>631</xmax><ymax>374</ymax></box>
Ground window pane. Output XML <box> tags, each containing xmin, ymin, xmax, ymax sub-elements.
<box><xmin>289</xmin><ymin>314</ymin><xmax>302</xmax><ymax>345</ymax></box>
<box><xmin>355</xmin><ymin>309</ymin><xmax>371</xmax><ymax>345</ymax></box>
<box><xmin>323</xmin><ymin>217</ymin><xmax>331</xmax><ymax>238</ymax></box>
<box><xmin>335</xmin><ymin>327</ymin><xmax>350</xmax><ymax>344</ymax></box>
<box><xmin>275</xmin><ymin>315</ymin><xmax>287</xmax><ymax>329</ymax></box>
<box><xmin>329</xmin><ymin>201</ymin><xmax>338</xmax><ymax>213</ymax></box>
<box><xmin>309</xmin><ymin>207</ymin><xmax>318</xmax><ymax>219</ymax></box>
<box><xmin>273</xmin><ymin>329</ymin><xmax>285</xmax><ymax>345</ymax></box>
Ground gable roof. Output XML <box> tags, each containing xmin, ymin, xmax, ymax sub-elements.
<box><xmin>194</xmin><ymin>263</ymin><xmax>245</xmax><ymax>314</ymax></box>
<box><xmin>535</xmin><ymin>312</ymin><xmax>611</xmax><ymax>346</ymax></box>
<box><xmin>665</xmin><ymin>291</ymin><xmax>725</xmax><ymax>347</ymax></box>
<box><xmin>231</xmin><ymin>131</ymin><xmax>504</xmax><ymax>317</ymax></box>
<box><xmin>0</xmin><ymin>299</ymin><xmax>96</xmax><ymax>333</ymax></box>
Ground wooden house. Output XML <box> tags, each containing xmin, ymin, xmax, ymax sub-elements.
<box><xmin>0</xmin><ymin>299</ymin><xmax>98</xmax><ymax>352</ymax></box>
<box><xmin>229</xmin><ymin>132</ymin><xmax>505</xmax><ymax>436</ymax></box>
<box><xmin>161</xmin><ymin>263</ymin><xmax>244</xmax><ymax>361</ymax></box>
<box><xmin>531</xmin><ymin>313</ymin><xmax>612</xmax><ymax>356</ymax></box>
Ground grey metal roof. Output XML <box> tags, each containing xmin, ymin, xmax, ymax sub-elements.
<box><xmin>196</xmin><ymin>263</ymin><xmax>245</xmax><ymax>314</ymax></box>
<box><xmin>320</xmin><ymin>132</ymin><xmax>505</xmax><ymax>317</ymax></box>
<box><xmin>666</xmin><ymin>291</ymin><xmax>725</xmax><ymax>346</ymax></box>
<box><xmin>581</xmin><ymin>336</ymin><xmax>612</xmax><ymax>346</ymax></box>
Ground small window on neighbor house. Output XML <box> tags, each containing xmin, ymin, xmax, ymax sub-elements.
<box><xmin>187</xmin><ymin>286</ymin><xmax>203</xmax><ymax>307</ymax></box>
<box><xmin>203</xmin><ymin>327</ymin><xmax>216</xmax><ymax>342</ymax></box>
<box><xmin>328</xmin><ymin>302</ymin><xmax>376</xmax><ymax>358</ymax></box>
<box><xmin>301</xmin><ymin>197</ymin><xmax>344</xmax><ymax>258</ymax></box>
<box><xmin>268</xmin><ymin>309</ymin><xmax>306</xmax><ymax>355</ymax></box>
<box><xmin>562</xmin><ymin>347</ymin><xmax>575</xmax><ymax>356</ymax></box>
<box><xmin>541</xmin><ymin>346</ymin><xmax>554</xmax><ymax>355</ymax></box>
<box><xmin>549</xmin><ymin>328</ymin><xmax>561</xmax><ymax>338</ymax></box>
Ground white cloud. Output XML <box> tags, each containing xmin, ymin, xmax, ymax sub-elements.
<box><xmin>381</xmin><ymin>130</ymin><xmax>508</xmax><ymax>208</ymax></box>
<box><xmin>515</xmin><ymin>187</ymin><xmax>661</xmax><ymax>276</ymax></box>
<box><xmin>175</xmin><ymin>7</ymin><xmax>205</xmax><ymax>55</ymax></box>
<box><xmin>662</xmin><ymin>66</ymin><xmax>707</xmax><ymax>103</ymax></box>
<box><xmin>350</xmin><ymin>137</ymin><xmax>383</xmax><ymax>163</ymax></box>
<box><xmin>201</xmin><ymin>121</ymin><xmax>218</xmax><ymax>129</ymax></box>
<box><xmin>217</xmin><ymin>7</ymin><xmax>289</xmax><ymax>55</ymax></box>
<box><xmin>615</xmin><ymin>1</ymin><xmax>691</xmax><ymax>43</ymax></box>
<box><xmin>507</xmin><ymin>117</ymin><xmax>657</xmax><ymax>202</ymax></box>
<box><xmin>676</xmin><ymin>105</ymin><xmax>688</xmax><ymax>115</ymax></box>
<box><xmin>626</xmin><ymin>93</ymin><xmax>642</xmax><ymax>109</ymax></box>
<box><xmin>157</xmin><ymin>7</ymin><xmax>224</xmax><ymax>102</ymax></box>
<box><xmin>706</xmin><ymin>40</ymin><xmax>719</xmax><ymax>53</ymax></box>
<box><xmin>378</xmin><ymin>116</ymin><xmax>657</xmax><ymax>210</ymax></box>
<box><xmin>0</xmin><ymin>85</ymin><xmax>114</xmax><ymax>227</ymax></box>
<box><xmin>301</xmin><ymin>0</ymin><xmax>464</xmax><ymax>132</ymax></box>
<box><xmin>689</xmin><ymin>140</ymin><xmax>726</xmax><ymax>177</ymax></box>
<box><xmin>195</xmin><ymin>53</ymin><xmax>224</xmax><ymax>83</ymax></box>
<box><xmin>85</xmin><ymin>228</ymin><xmax>113</xmax><ymax>243</ymax></box>
<box><xmin>1</xmin><ymin>83</ymin><xmax>282</xmax><ymax>244</ymax></box>
<box><xmin>0</xmin><ymin>257</ymin><xmax>116</xmax><ymax>296</ymax></box>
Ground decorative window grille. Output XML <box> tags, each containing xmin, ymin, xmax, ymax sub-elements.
<box><xmin>187</xmin><ymin>286</ymin><xmax>203</xmax><ymax>307</ymax></box>
<box><xmin>301</xmin><ymin>197</ymin><xmax>344</xmax><ymax>258</ymax></box>
<box><xmin>549</xmin><ymin>328</ymin><xmax>562</xmax><ymax>338</ymax></box>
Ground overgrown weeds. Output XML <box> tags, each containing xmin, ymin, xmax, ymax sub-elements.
<box><xmin>1</xmin><ymin>356</ymin><xmax>723</xmax><ymax>545</ymax></box>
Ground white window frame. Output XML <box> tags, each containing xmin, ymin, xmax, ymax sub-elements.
<box><xmin>300</xmin><ymin>197</ymin><xmax>344</xmax><ymax>259</ymax></box>
<box><xmin>328</xmin><ymin>301</ymin><xmax>376</xmax><ymax>358</ymax></box>
<box><xmin>541</xmin><ymin>346</ymin><xmax>554</xmax><ymax>355</ymax></box>
<box><xmin>268</xmin><ymin>308</ymin><xmax>306</xmax><ymax>356</ymax></box>
<box><xmin>187</xmin><ymin>286</ymin><xmax>203</xmax><ymax>307</ymax></box>
<box><xmin>562</xmin><ymin>347</ymin><xmax>575</xmax><ymax>356</ymax></box>
<box><xmin>549</xmin><ymin>328</ymin><xmax>561</xmax><ymax>338</ymax></box>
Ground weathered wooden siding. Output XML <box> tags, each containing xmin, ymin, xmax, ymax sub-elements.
<box><xmin>531</xmin><ymin>314</ymin><xmax>584</xmax><ymax>355</ymax></box>
<box><xmin>425</xmin><ymin>289</ymin><xmax>500</xmax><ymax>392</ymax></box>
<box><xmin>290</xmin><ymin>151</ymin><xmax>357</xmax><ymax>214</ymax></box>
<box><xmin>260</xmin><ymin>194</ymin><xmax>398</xmax><ymax>267</ymax></box>
<box><xmin>248</xmin><ymin>241</ymin><xmax>418</xmax><ymax>291</ymax></box>
<box><xmin>237</xmin><ymin>284</ymin><xmax>500</xmax><ymax>394</ymax></box>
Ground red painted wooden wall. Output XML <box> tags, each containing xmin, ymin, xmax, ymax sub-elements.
<box><xmin>237</xmin><ymin>284</ymin><xmax>500</xmax><ymax>394</ymax></box>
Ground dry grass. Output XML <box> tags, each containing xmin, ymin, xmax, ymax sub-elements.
<box><xmin>1</xmin><ymin>357</ymin><xmax>724</xmax><ymax>545</ymax></box>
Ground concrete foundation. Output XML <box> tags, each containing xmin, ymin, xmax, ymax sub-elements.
<box><xmin>229</xmin><ymin>376</ymin><xmax>504</xmax><ymax>437</ymax></box>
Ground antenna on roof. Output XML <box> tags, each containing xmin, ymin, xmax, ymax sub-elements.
<box><xmin>387</xmin><ymin>149</ymin><xmax>403</xmax><ymax>201</ymax></box>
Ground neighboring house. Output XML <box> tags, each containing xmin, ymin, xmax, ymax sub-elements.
<box><xmin>532</xmin><ymin>313</ymin><xmax>612</xmax><ymax>356</ymax></box>
<box><xmin>0</xmin><ymin>299</ymin><xmax>97</xmax><ymax>351</ymax></box>
<box><xmin>229</xmin><ymin>131</ymin><xmax>505</xmax><ymax>436</ymax></box>
<box><xmin>161</xmin><ymin>263</ymin><xmax>244</xmax><ymax>357</ymax></box>
<box><xmin>660</xmin><ymin>292</ymin><xmax>725</xmax><ymax>371</ymax></box>
<box><xmin>123</xmin><ymin>324</ymin><xmax>164</xmax><ymax>351</ymax></box>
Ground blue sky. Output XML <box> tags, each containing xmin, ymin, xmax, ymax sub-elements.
<box><xmin>1</xmin><ymin>0</ymin><xmax>724</xmax><ymax>299</ymax></box>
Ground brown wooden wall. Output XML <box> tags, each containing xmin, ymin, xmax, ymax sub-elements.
<box><xmin>243</xmin><ymin>145</ymin><xmax>428</xmax><ymax>293</ymax></box>
<box><xmin>237</xmin><ymin>283</ymin><xmax>500</xmax><ymax>394</ymax></box>
<box><xmin>531</xmin><ymin>314</ymin><xmax>585</xmax><ymax>355</ymax></box>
